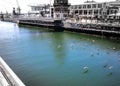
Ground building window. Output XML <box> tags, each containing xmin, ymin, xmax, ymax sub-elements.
<box><xmin>32</xmin><ymin>7</ymin><xmax>35</xmax><ymax>11</ymax></box>
<box><xmin>64</xmin><ymin>14</ymin><xmax>67</xmax><ymax>17</ymax></box>
<box><xmin>75</xmin><ymin>5</ymin><xmax>77</xmax><ymax>9</ymax></box>
<box><xmin>79</xmin><ymin>5</ymin><xmax>82</xmax><ymax>9</ymax></box>
<box><xmin>94</xmin><ymin>10</ymin><xmax>98</xmax><ymax>14</ymax></box>
<box><xmin>87</xmin><ymin>5</ymin><xmax>91</xmax><ymax>8</ymax></box>
<box><xmin>56</xmin><ymin>14</ymin><xmax>60</xmax><ymax>17</ymax></box>
<box><xmin>66</xmin><ymin>8</ymin><xmax>69</xmax><ymax>12</ymax></box>
<box><xmin>98</xmin><ymin>4</ymin><xmax>102</xmax><ymax>8</ymax></box>
<box><xmin>83</xmin><ymin>5</ymin><xmax>86</xmax><ymax>9</ymax></box>
<box><xmin>71</xmin><ymin>6</ymin><xmax>74</xmax><ymax>9</ymax></box>
<box><xmin>84</xmin><ymin>10</ymin><xmax>87</xmax><ymax>15</ymax></box>
<box><xmin>79</xmin><ymin>10</ymin><xmax>83</xmax><ymax>15</ymax></box>
<box><xmin>92</xmin><ymin>4</ymin><xmax>96</xmax><ymax>8</ymax></box>
<box><xmin>75</xmin><ymin>10</ymin><xmax>79</xmax><ymax>14</ymax></box>
<box><xmin>77</xmin><ymin>5</ymin><xmax>79</xmax><ymax>9</ymax></box>
<box><xmin>72</xmin><ymin>6</ymin><xmax>75</xmax><ymax>9</ymax></box>
<box><xmin>88</xmin><ymin>10</ymin><xmax>92</xmax><ymax>15</ymax></box>
<box><xmin>55</xmin><ymin>8</ymin><xmax>60</xmax><ymax>12</ymax></box>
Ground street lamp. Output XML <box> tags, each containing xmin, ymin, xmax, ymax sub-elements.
<box><xmin>60</xmin><ymin>0</ymin><xmax>63</xmax><ymax>19</ymax></box>
<box><xmin>50</xmin><ymin>0</ymin><xmax>52</xmax><ymax>18</ymax></box>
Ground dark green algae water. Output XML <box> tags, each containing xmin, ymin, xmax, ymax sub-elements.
<box><xmin>0</xmin><ymin>22</ymin><xmax>120</xmax><ymax>86</ymax></box>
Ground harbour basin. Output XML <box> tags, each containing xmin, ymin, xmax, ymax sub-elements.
<box><xmin>0</xmin><ymin>22</ymin><xmax>120</xmax><ymax>86</ymax></box>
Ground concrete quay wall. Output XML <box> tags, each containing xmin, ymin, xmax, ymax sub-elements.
<box><xmin>63</xmin><ymin>22</ymin><xmax>120</xmax><ymax>37</ymax></box>
<box><xmin>2</xmin><ymin>18</ymin><xmax>120</xmax><ymax>37</ymax></box>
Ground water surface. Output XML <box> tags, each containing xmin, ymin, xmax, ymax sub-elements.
<box><xmin>0</xmin><ymin>22</ymin><xmax>120</xmax><ymax>86</ymax></box>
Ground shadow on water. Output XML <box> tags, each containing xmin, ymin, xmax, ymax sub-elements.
<box><xmin>18</xmin><ymin>23</ymin><xmax>120</xmax><ymax>44</ymax></box>
<box><xmin>18</xmin><ymin>24</ymin><xmax>67</xmax><ymax>65</ymax></box>
<box><xmin>18</xmin><ymin>24</ymin><xmax>59</xmax><ymax>32</ymax></box>
<box><xmin>49</xmin><ymin>32</ymin><xmax>67</xmax><ymax>65</ymax></box>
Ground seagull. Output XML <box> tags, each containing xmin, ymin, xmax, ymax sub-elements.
<box><xmin>58</xmin><ymin>45</ymin><xmax>61</xmax><ymax>48</ymax></box>
<box><xmin>108</xmin><ymin>66</ymin><xmax>113</xmax><ymax>70</ymax></box>
<box><xmin>107</xmin><ymin>72</ymin><xmax>113</xmax><ymax>76</ymax></box>
<box><xmin>97</xmin><ymin>52</ymin><xmax>99</xmax><ymax>55</ymax></box>
<box><xmin>107</xmin><ymin>52</ymin><xmax>109</xmax><ymax>54</ymax></box>
<box><xmin>97</xmin><ymin>48</ymin><xmax>100</xmax><ymax>51</ymax></box>
<box><xmin>90</xmin><ymin>53</ymin><xmax>94</xmax><ymax>57</ymax></box>
<box><xmin>83</xmin><ymin>66</ymin><xmax>89</xmax><ymax>73</ymax></box>
<box><xmin>113</xmin><ymin>47</ymin><xmax>116</xmax><ymax>50</ymax></box>
<box><xmin>83</xmin><ymin>66</ymin><xmax>88</xmax><ymax>69</ymax></box>
<box><xmin>92</xmin><ymin>40</ymin><xmax>95</xmax><ymax>43</ymax></box>
<box><xmin>104</xmin><ymin>64</ymin><xmax>107</xmax><ymax>68</ymax></box>
<box><xmin>70</xmin><ymin>43</ymin><xmax>74</xmax><ymax>47</ymax></box>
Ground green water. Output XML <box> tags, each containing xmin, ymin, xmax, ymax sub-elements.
<box><xmin>0</xmin><ymin>22</ymin><xmax>120</xmax><ymax>86</ymax></box>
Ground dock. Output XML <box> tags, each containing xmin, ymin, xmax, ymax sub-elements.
<box><xmin>0</xmin><ymin>57</ymin><xmax>25</xmax><ymax>86</ymax></box>
<box><xmin>63</xmin><ymin>22</ymin><xmax>120</xmax><ymax>37</ymax></box>
<box><xmin>2</xmin><ymin>17</ymin><xmax>120</xmax><ymax>37</ymax></box>
<box><xmin>18</xmin><ymin>17</ymin><xmax>64</xmax><ymax>31</ymax></box>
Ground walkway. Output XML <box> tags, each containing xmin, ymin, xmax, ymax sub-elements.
<box><xmin>0</xmin><ymin>57</ymin><xmax>25</xmax><ymax>86</ymax></box>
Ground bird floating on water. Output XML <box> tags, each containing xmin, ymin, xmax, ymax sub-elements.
<box><xmin>108</xmin><ymin>66</ymin><xmax>113</xmax><ymax>70</ymax></box>
<box><xmin>92</xmin><ymin>40</ymin><xmax>95</xmax><ymax>43</ymax></box>
<box><xmin>90</xmin><ymin>53</ymin><xmax>94</xmax><ymax>57</ymax></box>
<box><xmin>104</xmin><ymin>64</ymin><xmax>108</xmax><ymax>68</ymax></box>
<box><xmin>83</xmin><ymin>66</ymin><xmax>89</xmax><ymax>73</ymax></box>
<box><xmin>70</xmin><ymin>43</ymin><xmax>74</xmax><ymax>47</ymax></box>
<box><xmin>97</xmin><ymin>52</ymin><xmax>99</xmax><ymax>55</ymax></box>
<box><xmin>83</xmin><ymin>69</ymin><xmax>89</xmax><ymax>73</ymax></box>
<box><xmin>113</xmin><ymin>47</ymin><xmax>116</xmax><ymax>50</ymax></box>
<box><xmin>83</xmin><ymin>66</ymin><xmax>88</xmax><ymax>69</ymax></box>
<box><xmin>107</xmin><ymin>52</ymin><xmax>110</xmax><ymax>54</ymax></box>
<box><xmin>58</xmin><ymin>45</ymin><xmax>61</xmax><ymax>48</ymax></box>
<box><xmin>97</xmin><ymin>48</ymin><xmax>100</xmax><ymax>51</ymax></box>
<box><xmin>107</xmin><ymin>72</ymin><xmax>113</xmax><ymax>76</ymax></box>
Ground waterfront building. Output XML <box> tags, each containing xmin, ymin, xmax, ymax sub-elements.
<box><xmin>53</xmin><ymin>0</ymin><xmax>70</xmax><ymax>19</ymax></box>
<box><xmin>28</xmin><ymin>4</ymin><xmax>54</xmax><ymax>17</ymax></box>
<box><xmin>28</xmin><ymin>0</ymin><xmax>70</xmax><ymax>19</ymax></box>
<box><xmin>0</xmin><ymin>12</ymin><xmax>3</xmax><ymax>20</ymax></box>
<box><xmin>69</xmin><ymin>0</ymin><xmax>120</xmax><ymax>19</ymax></box>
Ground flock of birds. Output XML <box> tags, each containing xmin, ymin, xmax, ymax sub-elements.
<box><xmin>56</xmin><ymin>39</ymin><xmax>120</xmax><ymax>76</ymax></box>
<box><xmin>82</xmin><ymin>65</ymin><xmax>113</xmax><ymax>76</ymax></box>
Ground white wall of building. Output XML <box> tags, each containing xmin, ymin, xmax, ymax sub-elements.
<box><xmin>69</xmin><ymin>0</ymin><xmax>120</xmax><ymax>18</ymax></box>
